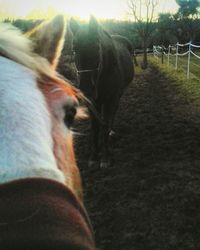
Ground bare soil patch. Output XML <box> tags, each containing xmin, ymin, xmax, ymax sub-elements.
<box><xmin>74</xmin><ymin>65</ymin><xmax>200</xmax><ymax>250</ymax></box>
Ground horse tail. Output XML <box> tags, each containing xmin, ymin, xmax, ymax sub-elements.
<box><xmin>126</xmin><ymin>39</ymin><xmax>133</xmax><ymax>54</ymax></box>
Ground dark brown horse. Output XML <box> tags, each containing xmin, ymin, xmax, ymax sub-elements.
<box><xmin>70</xmin><ymin>17</ymin><xmax>134</xmax><ymax>168</ymax></box>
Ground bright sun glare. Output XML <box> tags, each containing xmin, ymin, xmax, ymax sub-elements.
<box><xmin>0</xmin><ymin>0</ymin><xmax>127</xmax><ymax>20</ymax></box>
<box><xmin>0</xmin><ymin>0</ymin><xmax>178</xmax><ymax>20</ymax></box>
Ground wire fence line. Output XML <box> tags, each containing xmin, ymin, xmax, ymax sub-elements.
<box><xmin>153</xmin><ymin>42</ymin><xmax>200</xmax><ymax>79</ymax></box>
<box><xmin>135</xmin><ymin>48</ymin><xmax>153</xmax><ymax>55</ymax></box>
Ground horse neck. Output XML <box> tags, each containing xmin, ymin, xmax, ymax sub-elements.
<box><xmin>0</xmin><ymin>57</ymin><xmax>65</xmax><ymax>184</ymax></box>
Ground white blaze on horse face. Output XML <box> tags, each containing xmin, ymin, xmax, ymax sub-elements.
<box><xmin>0</xmin><ymin>56</ymin><xmax>65</xmax><ymax>183</ymax></box>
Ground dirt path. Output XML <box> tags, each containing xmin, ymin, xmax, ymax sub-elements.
<box><xmin>74</xmin><ymin>65</ymin><xmax>200</xmax><ymax>250</ymax></box>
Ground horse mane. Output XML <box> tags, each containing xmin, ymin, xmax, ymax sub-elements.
<box><xmin>0</xmin><ymin>23</ymin><xmax>48</xmax><ymax>74</ymax></box>
<box><xmin>0</xmin><ymin>22</ymin><xmax>81</xmax><ymax>99</ymax></box>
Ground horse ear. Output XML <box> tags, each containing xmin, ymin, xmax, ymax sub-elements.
<box><xmin>89</xmin><ymin>16</ymin><xmax>99</xmax><ymax>38</ymax></box>
<box><xmin>69</xmin><ymin>18</ymin><xmax>80</xmax><ymax>35</ymax></box>
<box><xmin>26</xmin><ymin>15</ymin><xmax>66</xmax><ymax>69</ymax></box>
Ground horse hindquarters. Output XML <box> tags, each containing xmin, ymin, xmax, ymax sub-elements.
<box><xmin>118</xmin><ymin>47</ymin><xmax>134</xmax><ymax>89</ymax></box>
<box><xmin>99</xmin><ymin>95</ymin><xmax>120</xmax><ymax>168</ymax></box>
<box><xmin>88</xmin><ymin>102</ymin><xmax>102</xmax><ymax>167</ymax></box>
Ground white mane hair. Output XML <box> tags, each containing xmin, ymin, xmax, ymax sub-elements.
<box><xmin>0</xmin><ymin>23</ymin><xmax>54</xmax><ymax>78</ymax></box>
<box><xmin>0</xmin><ymin>22</ymin><xmax>66</xmax><ymax>184</ymax></box>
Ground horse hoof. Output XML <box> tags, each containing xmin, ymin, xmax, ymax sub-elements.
<box><xmin>100</xmin><ymin>161</ymin><xmax>110</xmax><ymax>168</ymax></box>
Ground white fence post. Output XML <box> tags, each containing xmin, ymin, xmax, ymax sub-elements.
<box><xmin>152</xmin><ymin>41</ymin><xmax>200</xmax><ymax>80</ymax></box>
<box><xmin>175</xmin><ymin>42</ymin><xmax>178</xmax><ymax>69</ymax></box>
<box><xmin>187</xmin><ymin>42</ymin><xmax>191</xmax><ymax>79</ymax></box>
<box><xmin>167</xmin><ymin>45</ymin><xmax>170</xmax><ymax>66</ymax></box>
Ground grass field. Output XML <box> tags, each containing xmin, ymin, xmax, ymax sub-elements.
<box><xmin>154</xmin><ymin>51</ymin><xmax>200</xmax><ymax>80</ymax></box>
<box><xmin>74</xmin><ymin>58</ymin><xmax>200</xmax><ymax>250</ymax></box>
<box><xmin>149</xmin><ymin>56</ymin><xmax>200</xmax><ymax>113</ymax></box>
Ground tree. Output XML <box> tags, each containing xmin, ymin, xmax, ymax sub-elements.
<box><xmin>174</xmin><ymin>0</ymin><xmax>200</xmax><ymax>42</ymax></box>
<box><xmin>127</xmin><ymin>0</ymin><xmax>158</xmax><ymax>68</ymax></box>
<box><xmin>155</xmin><ymin>13</ymin><xmax>175</xmax><ymax>45</ymax></box>
<box><xmin>176</xmin><ymin>0</ymin><xmax>200</xmax><ymax>18</ymax></box>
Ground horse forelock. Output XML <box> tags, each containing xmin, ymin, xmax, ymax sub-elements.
<box><xmin>0</xmin><ymin>22</ymin><xmax>42</xmax><ymax>73</ymax></box>
<box><xmin>0</xmin><ymin>22</ymin><xmax>62</xmax><ymax>83</ymax></box>
<box><xmin>0</xmin><ymin>23</ymin><xmax>33</xmax><ymax>59</ymax></box>
<box><xmin>0</xmin><ymin>22</ymin><xmax>83</xmax><ymax>101</ymax></box>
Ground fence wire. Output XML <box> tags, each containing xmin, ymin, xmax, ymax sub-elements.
<box><xmin>153</xmin><ymin>42</ymin><xmax>200</xmax><ymax>79</ymax></box>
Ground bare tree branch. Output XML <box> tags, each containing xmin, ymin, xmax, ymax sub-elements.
<box><xmin>127</xmin><ymin>0</ymin><xmax>158</xmax><ymax>68</ymax></box>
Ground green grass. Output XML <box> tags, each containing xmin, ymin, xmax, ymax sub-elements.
<box><xmin>155</xmin><ymin>52</ymin><xmax>200</xmax><ymax>79</ymax></box>
<box><xmin>149</xmin><ymin>56</ymin><xmax>200</xmax><ymax>113</ymax></box>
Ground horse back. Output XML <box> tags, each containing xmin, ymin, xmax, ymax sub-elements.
<box><xmin>112</xmin><ymin>35</ymin><xmax>133</xmax><ymax>54</ymax></box>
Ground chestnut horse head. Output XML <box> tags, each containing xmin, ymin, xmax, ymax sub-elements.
<box><xmin>0</xmin><ymin>15</ymin><xmax>96</xmax><ymax>250</ymax></box>
<box><xmin>0</xmin><ymin>15</ymin><xmax>83</xmax><ymax>201</ymax></box>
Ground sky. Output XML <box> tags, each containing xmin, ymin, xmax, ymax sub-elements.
<box><xmin>0</xmin><ymin>0</ymin><xmax>179</xmax><ymax>20</ymax></box>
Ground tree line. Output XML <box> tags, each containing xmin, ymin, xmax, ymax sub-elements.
<box><xmin>2</xmin><ymin>0</ymin><xmax>200</xmax><ymax>69</ymax></box>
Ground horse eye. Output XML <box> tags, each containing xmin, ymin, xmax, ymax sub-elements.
<box><xmin>63</xmin><ymin>105</ymin><xmax>77</xmax><ymax>128</ymax></box>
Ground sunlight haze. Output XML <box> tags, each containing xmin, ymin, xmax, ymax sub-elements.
<box><xmin>0</xmin><ymin>0</ymin><xmax>179</xmax><ymax>20</ymax></box>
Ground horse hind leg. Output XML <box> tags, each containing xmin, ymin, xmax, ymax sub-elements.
<box><xmin>100</xmin><ymin>100</ymin><xmax>119</xmax><ymax>168</ymax></box>
<box><xmin>108</xmin><ymin>99</ymin><xmax>119</xmax><ymax>141</ymax></box>
<box><xmin>108</xmin><ymin>107</ymin><xmax>118</xmax><ymax>138</ymax></box>
<box><xmin>88</xmin><ymin>105</ymin><xmax>101</xmax><ymax>167</ymax></box>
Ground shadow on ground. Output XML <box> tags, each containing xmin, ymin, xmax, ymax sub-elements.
<box><xmin>74</xmin><ymin>65</ymin><xmax>200</xmax><ymax>250</ymax></box>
